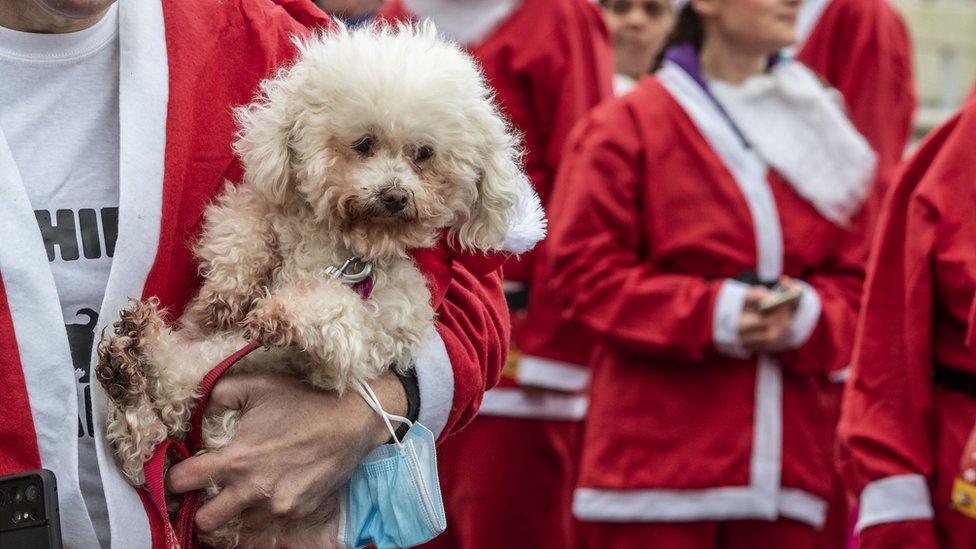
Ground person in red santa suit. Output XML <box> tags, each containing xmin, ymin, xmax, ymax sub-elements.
<box><xmin>792</xmin><ymin>0</ymin><xmax>915</xmax><ymax>203</ymax></box>
<box><xmin>789</xmin><ymin>3</ymin><xmax>915</xmax><ymax>545</ymax></box>
<box><xmin>600</xmin><ymin>0</ymin><xmax>677</xmax><ymax>95</ymax></box>
<box><xmin>836</xmin><ymin>92</ymin><xmax>976</xmax><ymax>549</ymax></box>
<box><xmin>0</xmin><ymin>1</ymin><xmax>513</xmax><ymax>547</ymax></box>
<box><xmin>546</xmin><ymin>0</ymin><xmax>879</xmax><ymax>547</ymax></box>
<box><xmin>377</xmin><ymin>1</ymin><xmax>613</xmax><ymax>548</ymax></box>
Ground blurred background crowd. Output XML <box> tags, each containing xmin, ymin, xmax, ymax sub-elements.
<box><xmin>324</xmin><ymin>1</ymin><xmax>969</xmax><ymax>548</ymax></box>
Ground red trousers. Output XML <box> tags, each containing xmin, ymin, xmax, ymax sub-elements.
<box><xmin>421</xmin><ymin>414</ymin><xmax>583</xmax><ymax>549</ymax></box>
<box><xmin>581</xmin><ymin>518</ymin><xmax>818</xmax><ymax>549</ymax></box>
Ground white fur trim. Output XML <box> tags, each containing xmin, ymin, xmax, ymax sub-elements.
<box><xmin>478</xmin><ymin>387</ymin><xmax>588</xmax><ymax>421</ymax></box>
<box><xmin>501</xmin><ymin>173</ymin><xmax>547</xmax><ymax>254</ymax></box>
<box><xmin>89</xmin><ymin>1</ymin><xmax>169</xmax><ymax>546</ymax></box>
<box><xmin>780</xmin><ymin>488</ymin><xmax>829</xmax><ymax>530</ymax></box>
<box><xmin>0</xmin><ymin>130</ymin><xmax>102</xmax><ymax>548</ymax></box>
<box><xmin>516</xmin><ymin>355</ymin><xmax>590</xmax><ymax>392</ymax></box>
<box><xmin>856</xmin><ymin>475</ymin><xmax>934</xmax><ymax>532</ymax></box>
<box><xmin>771</xmin><ymin>280</ymin><xmax>822</xmax><ymax>352</ymax></box>
<box><xmin>713</xmin><ymin>279</ymin><xmax>751</xmax><ymax>359</ymax></box>
<box><xmin>413</xmin><ymin>330</ymin><xmax>455</xmax><ymax>439</ymax></box>
<box><xmin>574</xmin><ymin>483</ymin><xmax>827</xmax><ymax>529</ymax></box>
<box><xmin>709</xmin><ymin>62</ymin><xmax>876</xmax><ymax>227</ymax></box>
<box><xmin>403</xmin><ymin>0</ymin><xmax>519</xmax><ymax>47</ymax></box>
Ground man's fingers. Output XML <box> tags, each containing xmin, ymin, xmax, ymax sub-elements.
<box><xmin>195</xmin><ymin>483</ymin><xmax>264</xmax><ymax>534</ymax></box>
<box><xmin>205</xmin><ymin>374</ymin><xmax>261</xmax><ymax>417</ymax></box>
<box><xmin>167</xmin><ymin>451</ymin><xmax>228</xmax><ymax>494</ymax></box>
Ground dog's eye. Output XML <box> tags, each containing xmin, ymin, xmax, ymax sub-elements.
<box><xmin>353</xmin><ymin>136</ymin><xmax>374</xmax><ymax>155</ymax></box>
<box><xmin>414</xmin><ymin>145</ymin><xmax>434</xmax><ymax>163</ymax></box>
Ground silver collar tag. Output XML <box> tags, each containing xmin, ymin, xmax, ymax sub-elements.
<box><xmin>325</xmin><ymin>257</ymin><xmax>374</xmax><ymax>285</ymax></box>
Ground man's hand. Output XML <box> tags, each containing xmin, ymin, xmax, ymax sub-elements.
<box><xmin>738</xmin><ymin>278</ymin><xmax>800</xmax><ymax>353</ymax></box>
<box><xmin>166</xmin><ymin>370</ymin><xmax>407</xmax><ymax>534</ymax></box>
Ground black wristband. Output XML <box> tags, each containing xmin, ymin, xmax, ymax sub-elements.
<box><xmin>389</xmin><ymin>367</ymin><xmax>421</xmax><ymax>443</ymax></box>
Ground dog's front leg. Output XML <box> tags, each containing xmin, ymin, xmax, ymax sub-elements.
<box><xmin>185</xmin><ymin>182</ymin><xmax>280</xmax><ymax>332</ymax></box>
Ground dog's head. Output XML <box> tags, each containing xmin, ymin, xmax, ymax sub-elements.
<box><xmin>234</xmin><ymin>23</ymin><xmax>538</xmax><ymax>260</ymax></box>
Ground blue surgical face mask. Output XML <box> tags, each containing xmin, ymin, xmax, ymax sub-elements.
<box><xmin>336</xmin><ymin>381</ymin><xmax>447</xmax><ymax>549</ymax></box>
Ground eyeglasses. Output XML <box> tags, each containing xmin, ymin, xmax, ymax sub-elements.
<box><xmin>606</xmin><ymin>0</ymin><xmax>669</xmax><ymax>18</ymax></box>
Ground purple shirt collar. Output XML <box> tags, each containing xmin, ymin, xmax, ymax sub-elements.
<box><xmin>663</xmin><ymin>43</ymin><xmax>783</xmax><ymax>91</ymax></box>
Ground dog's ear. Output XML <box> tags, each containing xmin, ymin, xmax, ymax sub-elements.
<box><xmin>455</xmin><ymin>109</ymin><xmax>523</xmax><ymax>252</ymax></box>
<box><xmin>233</xmin><ymin>74</ymin><xmax>300</xmax><ymax>205</ymax></box>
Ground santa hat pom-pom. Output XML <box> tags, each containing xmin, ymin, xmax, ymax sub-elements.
<box><xmin>501</xmin><ymin>173</ymin><xmax>547</xmax><ymax>255</ymax></box>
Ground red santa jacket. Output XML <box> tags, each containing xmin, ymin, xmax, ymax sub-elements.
<box><xmin>795</xmin><ymin>0</ymin><xmax>916</xmax><ymax>202</ymax></box>
<box><xmin>837</xmin><ymin>97</ymin><xmax>976</xmax><ymax>548</ymax></box>
<box><xmin>380</xmin><ymin>0</ymin><xmax>614</xmax><ymax>419</ymax></box>
<box><xmin>0</xmin><ymin>1</ymin><xmax>509</xmax><ymax>547</ymax></box>
<box><xmin>546</xmin><ymin>57</ymin><xmax>872</xmax><ymax>528</ymax></box>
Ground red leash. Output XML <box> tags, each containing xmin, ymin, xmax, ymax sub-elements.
<box><xmin>142</xmin><ymin>342</ymin><xmax>262</xmax><ymax>549</ymax></box>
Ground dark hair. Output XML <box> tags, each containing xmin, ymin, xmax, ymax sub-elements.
<box><xmin>652</xmin><ymin>6</ymin><xmax>704</xmax><ymax>71</ymax></box>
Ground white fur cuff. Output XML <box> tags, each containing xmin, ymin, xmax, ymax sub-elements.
<box><xmin>856</xmin><ymin>475</ymin><xmax>934</xmax><ymax>532</ymax></box>
<box><xmin>412</xmin><ymin>330</ymin><xmax>454</xmax><ymax>439</ymax></box>
<box><xmin>713</xmin><ymin>279</ymin><xmax>751</xmax><ymax>359</ymax></box>
<box><xmin>780</xmin><ymin>280</ymin><xmax>821</xmax><ymax>350</ymax></box>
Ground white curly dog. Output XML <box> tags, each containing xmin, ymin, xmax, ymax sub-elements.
<box><xmin>95</xmin><ymin>23</ymin><xmax>543</xmax><ymax>549</ymax></box>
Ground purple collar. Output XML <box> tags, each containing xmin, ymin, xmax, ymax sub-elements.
<box><xmin>664</xmin><ymin>43</ymin><xmax>710</xmax><ymax>91</ymax></box>
<box><xmin>663</xmin><ymin>43</ymin><xmax>783</xmax><ymax>89</ymax></box>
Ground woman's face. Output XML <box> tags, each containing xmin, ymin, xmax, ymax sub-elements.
<box><xmin>694</xmin><ymin>0</ymin><xmax>801</xmax><ymax>54</ymax></box>
<box><xmin>602</xmin><ymin>0</ymin><xmax>675</xmax><ymax>78</ymax></box>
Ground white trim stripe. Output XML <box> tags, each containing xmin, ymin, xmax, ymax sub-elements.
<box><xmin>414</xmin><ymin>330</ymin><xmax>455</xmax><ymax>439</ymax></box>
<box><xmin>90</xmin><ymin>1</ymin><xmax>170</xmax><ymax>545</ymax></box>
<box><xmin>856</xmin><ymin>474</ymin><xmax>934</xmax><ymax>532</ymax></box>
<box><xmin>478</xmin><ymin>387</ymin><xmax>588</xmax><ymax>421</ymax></box>
<box><xmin>516</xmin><ymin>355</ymin><xmax>590</xmax><ymax>392</ymax></box>
<box><xmin>713</xmin><ymin>279</ymin><xmax>751</xmax><ymax>359</ymax></box>
<box><xmin>780</xmin><ymin>487</ymin><xmax>829</xmax><ymax>530</ymax></box>
<box><xmin>573</xmin><ymin>486</ymin><xmax>827</xmax><ymax>528</ymax></box>
<box><xmin>0</xmin><ymin>128</ymin><xmax>101</xmax><ymax>548</ymax></box>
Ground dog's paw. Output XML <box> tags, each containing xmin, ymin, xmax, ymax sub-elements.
<box><xmin>96</xmin><ymin>299</ymin><xmax>164</xmax><ymax>406</ymax></box>
<box><xmin>242</xmin><ymin>297</ymin><xmax>297</xmax><ymax>348</ymax></box>
<box><xmin>96</xmin><ymin>335</ymin><xmax>149</xmax><ymax>407</ymax></box>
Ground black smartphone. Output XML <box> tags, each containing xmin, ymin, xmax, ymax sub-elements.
<box><xmin>0</xmin><ymin>469</ymin><xmax>63</xmax><ymax>549</ymax></box>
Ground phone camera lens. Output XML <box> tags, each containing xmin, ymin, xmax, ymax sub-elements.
<box><xmin>10</xmin><ymin>511</ymin><xmax>21</xmax><ymax>524</ymax></box>
<box><xmin>24</xmin><ymin>484</ymin><xmax>38</xmax><ymax>502</ymax></box>
<box><xmin>11</xmin><ymin>487</ymin><xmax>22</xmax><ymax>504</ymax></box>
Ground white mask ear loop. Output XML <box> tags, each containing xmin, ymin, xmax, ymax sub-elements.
<box><xmin>355</xmin><ymin>379</ymin><xmax>413</xmax><ymax>446</ymax></box>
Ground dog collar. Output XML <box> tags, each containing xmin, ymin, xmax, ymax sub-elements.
<box><xmin>325</xmin><ymin>257</ymin><xmax>375</xmax><ymax>299</ymax></box>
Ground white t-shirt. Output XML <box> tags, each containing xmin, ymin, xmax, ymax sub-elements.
<box><xmin>0</xmin><ymin>5</ymin><xmax>120</xmax><ymax>547</ymax></box>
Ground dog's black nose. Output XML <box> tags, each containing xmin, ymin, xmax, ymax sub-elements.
<box><xmin>379</xmin><ymin>187</ymin><xmax>410</xmax><ymax>213</ymax></box>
